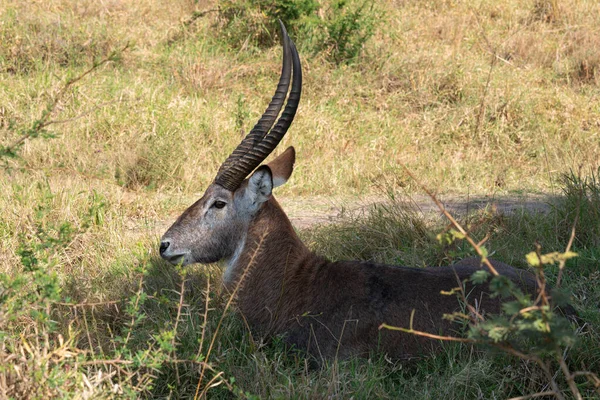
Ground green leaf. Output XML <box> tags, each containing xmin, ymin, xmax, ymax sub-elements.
<box><xmin>489</xmin><ymin>275</ymin><xmax>516</xmax><ymax>298</ymax></box>
<box><xmin>527</xmin><ymin>251</ymin><xmax>578</xmax><ymax>267</ymax></box>
<box><xmin>502</xmin><ymin>301</ymin><xmax>522</xmax><ymax>315</ymax></box>
<box><xmin>479</xmin><ymin>246</ymin><xmax>488</xmax><ymax>259</ymax></box>
<box><xmin>533</xmin><ymin>318</ymin><xmax>550</xmax><ymax>332</ymax></box>
<box><xmin>449</xmin><ymin>229</ymin><xmax>465</xmax><ymax>239</ymax></box>
<box><xmin>470</xmin><ymin>270</ymin><xmax>491</xmax><ymax>285</ymax></box>
<box><xmin>487</xmin><ymin>326</ymin><xmax>509</xmax><ymax>342</ymax></box>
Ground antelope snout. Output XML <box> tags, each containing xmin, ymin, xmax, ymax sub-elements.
<box><xmin>159</xmin><ymin>240</ymin><xmax>170</xmax><ymax>256</ymax></box>
<box><xmin>159</xmin><ymin>238</ymin><xmax>187</xmax><ymax>264</ymax></box>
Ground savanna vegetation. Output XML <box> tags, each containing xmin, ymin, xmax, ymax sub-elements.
<box><xmin>0</xmin><ymin>0</ymin><xmax>599</xmax><ymax>398</ymax></box>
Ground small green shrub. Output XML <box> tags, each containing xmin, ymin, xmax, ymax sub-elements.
<box><xmin>217</xmin><ymin>0</ymin><xmax>319</xmax><ymax>49</ymax></box>
<box><xmin>311</xmin><ymin>0</ymin><xmax>377</xmax><ymax>64</ymax></box>
<box><xmin>215</xmin><ymin>0</ymin><xmax>377</xmax><ymax>64</ymax></box>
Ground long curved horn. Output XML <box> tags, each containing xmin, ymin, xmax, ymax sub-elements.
<box><xmin>254</xmin><ymin>40</ymin><xmax>301</xmax><ymax>157</ymax></box>
<box><xmin>214</xmin><ymin>22</ymin><xmax>302</xmax><ymax>191</ymax></box>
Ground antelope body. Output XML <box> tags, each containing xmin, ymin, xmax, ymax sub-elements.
<box><xmin>160</xmin><ymin>23</ymin><xmax>538</xmax><ymax>360</ymax></box>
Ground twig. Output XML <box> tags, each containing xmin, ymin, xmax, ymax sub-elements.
<box><xmin>472</xmin><ymin>12</ymin><xmax>498</xmax><ymax>138</ymax></box>
<box><xmin>199</xmin><ymin>372</ymin><xmax>226</xmax><ymax>398</ymax></box>
<box><xmin>558</xmin><ymin>355</ymin><xmax>583</xmax><ymax>400</ymax></box>
<box><xmin>43</xmin><ymin>101</ymin><xmax>117</xmax><ymax>127</ymax></box>
<box><xmin>124</xmin><ymin>273</ymin><xmax>145</xmax><ymax>346</ymax></box>
<box><xmin>2</xmin><ymin>43</ymin><xmax>129</xmax><ymax>156</ymax></box>
<box><xmin>196</xmin><ymin>274</ymin><xmax>211</xmax><ymax>359</ymax></box>
<box><xmin>82</xmin><ymin>307</ymin><xmax>95</xmax><ymax>359</ymax></box>
<box><xmin>194</xmin><ymin>231</ymin><xmax>269</xmax><ymax>399</ymax></box>
<box><xmin>184</xmin><ymin>9</ymin><xmax>219</xmax><ymax>28</ymax></box>
<box><xmin>572</xmin><ymin>371</ymin><xmax>600</xmax><ymax>392</ymax></box>
<box><xmin>79</xmin><ymin>357</ymin><xmax>211</xmax><ymax>368</ymax></box>
<box><xmin>474</xmin><ymin>54</ymin><xmax>497</xmax><ymax>137</ymax></box>
<box><xmin>402</xmin><ymin>166</ymin><xmax>499</xmax><ymax>275</ymax></box>
<box><xmin>508</xmin><ymin>391</ymin><xmax>559</xmax><ymax>400</ymax></box>
<box><xmin>379</xmin><ymin>323</ymin><xmax>477</xmax><ymax>343</ymax></box>
<box><xmin>79</xmin><ymin>358</ymin><xmax>134</xmax><ymax>367</ymax></box>
<box><xmin>166</xmin><ymin>9</ymin><xmax>219</xmax><ymax>45</ymax></box>
<box><xmin>55</xmin><ymin>300</ymin><xmax>122</xmax><ymax>307</ymax></box>
<box><xmin>497</xmin><ymin>345</ymin><xmax>566</xmax><ymax>400</ymax></box>
<box><xmin>172</xmin><ymin>275</ymin><xmax>187</xmax><ymax>386</ymax></box>
<box><xmin>451</xmin><ymin>269</ymin><xmax>485</xmax><ymax>323</ymax></box>
<box><xmin>532</xmin><ymin>243</ymin><xmax>551</xmax><ymax>309</ymax></box>
<box><xmin>556</xmin><ymin>201</ymin><xmax>579</xmax><ymax>288</ymax></box>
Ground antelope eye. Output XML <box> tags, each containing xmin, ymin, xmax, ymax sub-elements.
<box><xmin>212</xmin><ymin>200</ymin><xmax>227</xmax><ymax>209</ymax></box>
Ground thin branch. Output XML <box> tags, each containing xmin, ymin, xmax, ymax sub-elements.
<box><xmin>78</xmin><ymin>358</ymin><xmax>134</xmax><ymax>367</ymax></box>
<box><xmin>194</xmin><ymin>231</ymin><xmax>269</xmax><ymax>399</ymax></box>
<box><xmin>184</xmin><ymin>9</ymin><xmax>220</xmax><ymax>28</ymax></box>
<box><xmin>472</xmin><ymin>11</ymin><xmax>498</xmax><ymax>137</ymax></box>
<box><xmin>2</xmin><ymin>43</ymin><xmax>129</xmax><ymax>156</ymax></box>
<box><xmin>124</xmin><ymin>273</ymin><xmax>145</xmax><ymax>346</ymax></box>
<box><xmin>199</xmin><ymin>371</ymin><xmax>226</xmax><ymax>398</ymax></box>
<box><xmin>508</xmin><ymin>391</ymin><xmax>559</xmax><ymax>400</ymax></box>
<box><xmin>558</xmin><ymin>355</ymin><xmax>583</xmax><ymax>400</ymax></box>
<box><xmin>571</xmin><ymin>371</ymin><xmax>600</xmax><ymax>393</ymax></box>
<box><xmin>166</xmin><ymin>9</ymin><xmax>219</xmax><ymax>45</ymax></box>
<box><xmin>402</xmin><ymin>166</ymin><xmax>499</xmax><ymax>275</ymax></box>
<box><xmin>172</xmin><ymin>275</ymin><xmax>187</xmax><ymax>386</ymax></box>
<box><xmin>474</xmin><ymin>55</ymin><xmax>497</xmax><ymax>137</ymax></box>
<box><xmin>196</xmin><ymin>274</ymin><xmax>211</xmax><ymax>360</ymax></box>
<box><xmin>55</xmin><ymin>300</ymin><xmax>122</xmax><ymax>307</ymax></box>
<box><xmin>556</xmin><ymin>203</ymin><xmax>579</xmax><ymax>288</ymax></box>
<box><xmin>379</xmin><ymin>323</ymin><xmax>477</xmax><ymax>343</ymax></box>
<box><xmin>43</xmin><ymin>101</ymin><xmax>117</xmax><ymax>127</ymax></box>
<box><xmin>79</xmin><ymin>357</ymin><xmax>211</xmax><ymax>368</ymax></box>
<box><xmin>452</xmin><ymin>269</ymin><xmax>485</xmax><ymax>322</ymax></box>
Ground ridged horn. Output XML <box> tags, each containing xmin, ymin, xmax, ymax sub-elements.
<box><xmin>214</xmin><ymin>21</ymin><xmax>302</xmax><ymax>191</ymax></box>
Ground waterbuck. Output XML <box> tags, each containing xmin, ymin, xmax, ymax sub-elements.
<box><xmin>159</xmin><ymin>23</ymin><xmax>539</xmax><ymax>360</ymax></box>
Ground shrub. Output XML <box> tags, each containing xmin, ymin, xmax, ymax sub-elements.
<box><xmin>216</xmin><ymin>0</ymin><xmax>377</xmax><ymax>64</ymax></box>
<box><xmin>217</xmin><ymin>0</ymin><xmax>319</xmax><ymax>49</ymax></box>
<box><xmin>311</xmin><ymin>0</ymin><xmax>377</xmax><ymax>64</ymax></box>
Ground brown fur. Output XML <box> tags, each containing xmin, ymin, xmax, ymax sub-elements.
<box><xmin>159</xmin><ymin>145</ymin><xmax>548</xmax><ymax>361</ymax></box>
<box><xmin>161</xmin><ymin>148</ymin><xmax>542</xmax><ymax>360</ymax></box>
<box><xmin>223</xmin><ymin>197</ymin><xmax>537</xmax><ymax>361</ymax></box>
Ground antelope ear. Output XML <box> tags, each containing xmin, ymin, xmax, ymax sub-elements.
<box><xmin>267</xmin><ymin>146</ymin><xmax>295</xmax><ymax>188</ymax></box>
<box><xmin>247</xmin><ymin>166</ymin><xmax>273</xmax><ymax>206</ymax></box>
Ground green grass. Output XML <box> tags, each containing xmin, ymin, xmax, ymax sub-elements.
<box><xmin>1</xmin><ymin>173</ymin><xmax>598</xmax><ymax>398</ymax></box>
<box><xmin>1</xmin><ymin>0</ymin><xmax>599</xmax><ymax>397</ymax></box>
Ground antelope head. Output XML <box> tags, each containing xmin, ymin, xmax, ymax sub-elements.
<box><xmin>159</xmin><ymin>22</ymin><xmax>302</xmax><ymax>267</ymax></box>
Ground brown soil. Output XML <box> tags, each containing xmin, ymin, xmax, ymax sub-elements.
<box><xmin>146</xmin><ymin>193</ymin><xmax>557</xmax><ymax>238</ymax></box>
<box><xmin>278</xmin><ymin>194</ymin><xmax>556</xmax><ymax>230</ymax></box>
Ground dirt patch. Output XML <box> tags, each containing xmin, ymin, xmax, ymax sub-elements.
<box><xmin>279</xmin><ymin>193</ymin><xmax>557</xmax><ymax>229</ymax></box>
<box><xmin>142</xmin><ymin>193</ymin><xmax>558</xmax><ymax>239</ymax></box>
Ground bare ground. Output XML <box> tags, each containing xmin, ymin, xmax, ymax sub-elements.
<box><xmin>278</xmin><ymin>193</ymin><xmax>557</xmax><ymax>230</ymax></box>
<box><xmin>145</xmin><ymin>193</ymin><xmax>558</xmax><ymax>240</ymax></box>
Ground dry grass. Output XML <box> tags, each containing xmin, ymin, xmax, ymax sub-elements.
<box><xmin>1</xmin><ymin>0</ymin><xmax>599</xmax><ymax>198</ymax></box>
<box><xmin>1</xmin><ymin>0</ymin><xmax>599</xmax><ymax>397</ymax></box>
<box><xmin>3</xmin><ymin>0</ymin><xmax>597</xmax><ymax>274</ymax></box>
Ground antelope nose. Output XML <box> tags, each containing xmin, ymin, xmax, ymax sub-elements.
<box><xmin>159</xmin><ymin>240</ymin><xmax>171</xmax><ymax>256</ymax></box>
